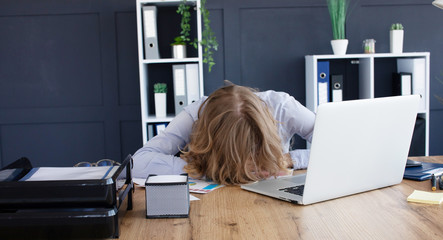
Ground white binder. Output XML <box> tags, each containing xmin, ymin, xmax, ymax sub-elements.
<box><xmin>397</xmin><ymin>58</ymin><xmax>426</xmax><ymax>112</ymax></box>
<box><xmin>185</xmin><ymin>64</ymin><xmax>200</xmax><ymax>105</ymax></box>
<box><xmin>173</xmin><ymin>65</ymin><xmax>187</xmax><ymax>114</ymax></box>
<box><xmin>142</xmin><ymin>6</ymin><xmax>160</xmax><ymax>59</ymax></box>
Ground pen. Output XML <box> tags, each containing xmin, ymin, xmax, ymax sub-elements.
<box><xmin>431</xmin><ymin>174</ymin><xmax>437</xmax><ymax>191</ymax></box>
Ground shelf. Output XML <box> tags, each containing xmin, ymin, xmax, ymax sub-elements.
<box><xmin>144</xmin><ymin>115</ymin><xmax>175</xmax><ymax>123</ymax></box>
<box><xmin>136</xmin><ymin>0</ymin><xmax>204</xmax><ymax>144</ymax></box>
<box><xmin>306</xmin><ymin>52</ymin><xmax>430</xmax><ymax>60</ymax></box>
<box><xmin>142</xmin><ymin>57</ymin><xmax>200</xmax><ymax>64</ymax></box>
<box><xmin>305</xmin><ymin>52</ymin><xmax>430</xmax><ymax>156</ymax></box>
<box><xmin>139</xmin><ymin>0</ymin><xmax>197</xmax><ymax>7</ymax></box>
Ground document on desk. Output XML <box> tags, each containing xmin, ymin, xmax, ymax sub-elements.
<box><xmin>20</xmin><ymin>166</ymin><xmax>118</xmax><ymax>181</ymax></box>
<box><xmin>188</xmin><ymin>178</ymin><xmax>224</xmax><ymax>194</ymax></box>
<box><xmin>133</xmin><ymin>177</ymin><xmax>224</xmax><ymax>194</ymax></box>
<box><xmin>407</xmin><ymin>190</ymin><xmax>443</xmax><ymax>204</ymax></box>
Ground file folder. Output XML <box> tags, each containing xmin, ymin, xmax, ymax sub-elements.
<box><xmin>317</xmin><ymin>61</ymin><xmax>330</xmax><ymax>105</ymax></box>
<box><xmin>142</xmin><ymin>6</ymin><xmax>160</xmax><ymax>59</ymax></box>
<box><xmin>330</xmin><ymin>74</ymin><xmax>343</xmax><ymax>102</ymax></box>
<box><xmin>393</xmin><ymin>72</ymin><xmax>412</xmax><ymax>96</ymax></box>
<box><xmin>155</xmin><ymin>123</ymin><xmax>168</xmax><ymax>135</ymax></box>
<box><xmin>185</xmin><ymin>64</ymin><xmax>200</xmax><ymax>105</ymax></box>
<box><xmin>397</xmin><ymin>58</ymin><xmax>426</xmax><ymax>112</ymax></box>
<box><xmin>148</xmin><ymin>124</ymin><xmax>154</xmax><ymax>140</ymax></box>
<box><xmin>173</xmin><ymin>64</ymin><xmax>187</xmax><ymax>114</ymax></box>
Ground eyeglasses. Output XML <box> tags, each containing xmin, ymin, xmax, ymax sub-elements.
<box><xmin>74</xmin><ymin>159</ymin><xmax>121</xmax><ymax>167</ymax></box>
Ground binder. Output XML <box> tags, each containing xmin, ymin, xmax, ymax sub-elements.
<box><xmin>155</xmin><ymin>123</ymin><xmax>168</xmax><ymax>135</ymax></box>
<box><xmin>148</xmin><ymin>124</ymin><xmax>154</xmax><ymax>140</ymax></box>
<box><xmin>185</xmin><ymin>64</ymin><xmax>200</xmax><ymax>105</ymax></box>
<box><xmin>317</xmin><ymin>61</ymin><xmax>330</xmax><ymax>105</ymax></box>
<box><xmin>142</xmin><ymin>6</ymin><xmax>160</xmax><ymax>59</ymax></box>
<box><xmin>409</xmin><ymin>117</ymin><xmax>426</xmax><ymax>156</ymax></box>
<box><xmin>330</xmin><ymin>75</ymin><xmax>343</xmax><ymax>102</ymax></box>
<box><xmin>173</xmin><ymin>64</ymin><xmax>187</xmax><ymax>114</ymax></box>
<box><xmin>393</xmin><ymin>72</ymin><xmax>412</xmax><ymax>96</ymax></box>
<box><xmin>404</xmin><ymin>162</ymin><xmax>443</xmax><ymax>181</ymax></box>
<box><xmin>397</xmin><ymin>58</ymin><xmax>426</xmax><ymax>111</ymax></box>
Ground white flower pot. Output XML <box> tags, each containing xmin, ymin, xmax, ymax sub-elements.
<box><xmin>331</xmin><ymin>39</ymin><xmax>349</xmax><ymax>55</ymax></box>
<box><xmin>172</xmin><ymin>44</ymin><xmax>186</xmax><ymax>59</ymax></box>
<box><xmin>390</xmin><ymin>30</ymin><xmax>404</xmax><ymax>53</ymax></box>
<box><xmin>154</xmin><ymin>93</ymin><xmax>167</xmax><ymax>118</ymax></box>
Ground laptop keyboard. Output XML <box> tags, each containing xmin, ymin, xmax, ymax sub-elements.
<box><xmin>279</xmin><ymin>185</ymin><xmax>305</xmax><ymax>196</ymax></box>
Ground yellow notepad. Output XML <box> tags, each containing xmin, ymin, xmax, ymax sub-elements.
<box><xmin>407</xmin><ymin>190</ymin><xmax>443</xmax><ymax>204</ymax></box>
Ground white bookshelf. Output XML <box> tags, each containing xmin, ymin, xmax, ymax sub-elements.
<box><xmin>136</xmin><ymin>0</ymin><xmax>204</xmax><ymax>144</ymax></box>
<box><xmin>305</xmin><ymin>52</ymin><xmax>430</xmax><ymax>156</ymax></box>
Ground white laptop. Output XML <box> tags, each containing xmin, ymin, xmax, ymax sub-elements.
<box><xmin>241</xmin><ymin>95</ymin><xmax>420</xmax><ymax>205</ymax></box>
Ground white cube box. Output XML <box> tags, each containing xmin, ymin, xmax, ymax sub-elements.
<box><xmin>145</xmin><ymin>174</ymin><xmax>189</xmax><ymax>218</ymax></box>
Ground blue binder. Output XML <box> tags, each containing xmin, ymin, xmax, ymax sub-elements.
<box><xmin>317</xmin><ymin>61</ymin><xmax>330</xmax><ymax>105</ymax></box>
<box><xmin>404</xmin><ymin>162</ymin><xmax>443</xmax><ymax>181</ymax></box>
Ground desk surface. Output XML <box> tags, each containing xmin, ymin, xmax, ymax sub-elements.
<box><xmin>119</xmin><ymin>156</ymin><xmax>443</xmax><ymax>240</ymax></box>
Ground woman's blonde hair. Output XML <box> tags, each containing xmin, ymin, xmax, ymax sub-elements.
<box><xmin>181</xmin><ymin>84</ymin><xmax>289</xmax><ymax>185</ymax></box>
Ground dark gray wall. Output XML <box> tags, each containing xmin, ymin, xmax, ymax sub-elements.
<box><xmin>0</xmin><ymin>0</ymin><xmax>140</xmax><ymax>167</ymax></box>
<box><xmin>0</xmin><ymin>0</ymin><xmax>442</xmax><ymax>167</ymax></box>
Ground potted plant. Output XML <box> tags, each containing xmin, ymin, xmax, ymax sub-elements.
<box><xmin>390</xmin><ymin>23</ymin><xmax>404</xmax><ymax>53</ymax></box>
<box><xmin>154</xmin><ymin>83</ymin><xmax>167</xmax><ymax>118</ymax></box>
<box><xmin>172</xmin><ymin>0</ymin><xmax>218</xmax><ymax>72</ymax></box>
<box><xmin>171</xmin><ymin>1</ymin><xmax>191</xmax><ymax>59</ymax></box>
<box><xmin>327</xmin><ymin>0</ymin><xmax>349</xmax><ymax>55</ymax></box>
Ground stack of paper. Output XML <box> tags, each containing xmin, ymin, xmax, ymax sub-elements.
<box><xmin>407</xmin><ymin>190</ymin><xmax>443</xmax><ymax>204</ymax></box>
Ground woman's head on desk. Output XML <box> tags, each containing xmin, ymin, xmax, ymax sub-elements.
<box><xmin>181</xmin><ymin>83</ymin><xmax>292</xmax><ymax>185</ymax></box>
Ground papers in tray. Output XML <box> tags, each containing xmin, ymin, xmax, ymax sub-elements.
<box><xmin>20</xmin><ymin>166</ymin><xmax>119</xmax><ymax>181</ymax></box>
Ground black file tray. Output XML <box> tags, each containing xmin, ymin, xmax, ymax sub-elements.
<box><xmin>0</xmin><ymin>193</ymin><xmax>131</xmax><ymax>239</ymax></box>
<box><xmin>0</xmin><ymin>154</ymin><xmax>134</xmax><ymax>209</ymax></box>
<box><xmin>0</xmin><ymin>155</ymin><xmax>134</xmax><ymax>239</ymax></box>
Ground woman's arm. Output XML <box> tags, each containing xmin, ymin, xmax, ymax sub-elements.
<box><xmin>132</xmin><ymin>110</ymin><xmax>194</xmax><ymax>178</ymax></box>
<box><xmin>279</xmin><ymin>96</ymin><xmax>315</xmax><ymax>169</ymax></box>
<box><xmin>132</xmin><ymin>95</ymin><xmax>207</xmax><ymax>178</ymax></box>
<box><xmin>259</xmin><ymin>90</ymin><xmax>315</xmax><ymax>143</ymax></box>
<box><xmin>259</xmin><ymin>91</ymin><xmax>315</xmax><ymax>169</ymax></box>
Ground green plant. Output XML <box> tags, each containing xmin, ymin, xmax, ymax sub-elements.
<box><xmin>154</xmin><ymin>83</ymin><xmax>167</xmax><ymax>93</ymax></box>
<box><xmin>391</xmin><ymin>23</ymin><xmax>404</xmax><ymax>31</ymax></box>
<box><xmin>171</xmin><ymin>0</ymin><xmax>192</xmax><ymax>46</ymax></box>
<box><xmin>327</xmin><ymin>0</ymin><xmax>349</xmax><ymax>40</ymax></box>
<box><xmin>193</xmin><ymin>0</ymin><xmax>218</xmax><ymax>72</ymax></box>
<box><xmin>172</xmin><ymin>0</ymin><xmax>218</xmax><ymax>72</ymax></box>
<box><xmin>171</xmin><ymin>36</ymin><xmax>186</xmax><ymax>46</ymax></box>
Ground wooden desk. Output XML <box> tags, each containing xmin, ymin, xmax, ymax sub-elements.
<box><xmin>119</xmin><ymin>156</ymin><xmax>443</xmax><ymax>239</ymax></box>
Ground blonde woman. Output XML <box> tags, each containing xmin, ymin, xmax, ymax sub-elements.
<box><xmin>133</xmin><ymin>82</ymin><xmax>315</xmax><ymax>185</ymax></box>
